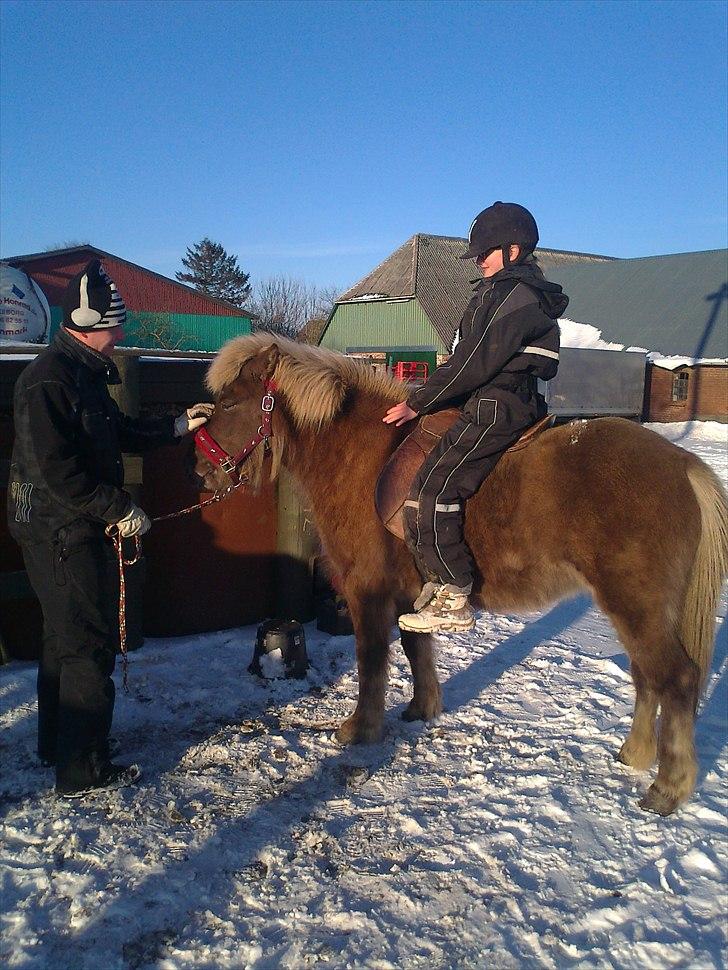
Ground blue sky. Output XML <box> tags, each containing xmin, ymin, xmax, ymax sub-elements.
<box><xmin>1</xmin><ymin>0</ymin><xmax>726</xmax><ymax>292</ymax></box>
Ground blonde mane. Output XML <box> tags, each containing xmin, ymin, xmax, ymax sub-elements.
<box><xmin>206</xmin><ymin>332</ymin><xmax>407</xmax><ymax>430</ymax></box>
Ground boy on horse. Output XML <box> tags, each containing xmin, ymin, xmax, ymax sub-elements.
<box><xmin>383</xmin><ymin>202</ymin><xmax>569</xmax><ymax>633</ymax></box>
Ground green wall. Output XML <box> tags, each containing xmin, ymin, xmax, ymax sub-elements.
<box><xmin>48</xmin><ymin>308</ymin><xmax>251</xmax><ymax>352</ymax></box>
<box><xmin>321</xmin><ymin>299</ymin><xmax>447</xmax><ymax>354</ymax></box>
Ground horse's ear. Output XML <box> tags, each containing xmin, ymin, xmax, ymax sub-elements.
<box><xmin>260</xmin><ymin>343</ymin><xmax>279</xmax><ymax>380</ymax></box>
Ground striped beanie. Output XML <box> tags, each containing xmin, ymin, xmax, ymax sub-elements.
<box><xmin>62</xmin><ymin>259</ymin><xmax>127</xmax><ymax>331</ymax></box>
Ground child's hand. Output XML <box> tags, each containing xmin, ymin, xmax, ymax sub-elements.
<box><xmin>383</xmin><ymin>402</ymin><xmax>418</xmax><ymax>426</ymax></box>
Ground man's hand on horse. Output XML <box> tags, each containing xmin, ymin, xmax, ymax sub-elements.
<box><xmin>383</xmin><ymin>402</ymin><xmax>418</xmax><ymax>427</ymax></box>
<box><xmin>174</xmin><ymin>402</ymin><xmax>215</xmax><ymax>437</ymax></box>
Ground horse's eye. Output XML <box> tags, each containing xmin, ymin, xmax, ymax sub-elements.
<box><xmin>221</xmin><ymin>402</ymin><xmax>237</xmax><ymax>412</ymax></box>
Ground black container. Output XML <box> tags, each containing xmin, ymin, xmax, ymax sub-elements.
<box><xmin>249</xmin><ymin>619</ymin><xmax>308</xmax><ymax>679</ymax></box>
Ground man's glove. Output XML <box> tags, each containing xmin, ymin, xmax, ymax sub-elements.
<box><xmin>174</xmin><ymin>402</ymin><xmax>215</xmax><ymax>437</ymax></box>
<box><xmin>115</xmin><ymin>504</ymin><xmax>151</xmax><ymax>538</ymax></box>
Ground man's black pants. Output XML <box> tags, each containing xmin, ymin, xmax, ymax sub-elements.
<box><xmin>20</xmin><ymin>533</ymin><xmax>119</xmax><ymax>791</ymax></box>
<box><xmin>403</xmin><ymin>394</ymin><xmax>538</xmax><ymax>589</ymax></box>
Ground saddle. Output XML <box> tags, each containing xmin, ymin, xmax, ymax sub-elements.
<box><xmin>375</xmin><ymin>410</ymin><xmax>555</xmax><ymax>540</ymax></box>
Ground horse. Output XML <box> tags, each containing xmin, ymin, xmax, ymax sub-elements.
<box><xmin>193</xmin><ymin>333</ymin><xmax>728</xmax><ymax>816</ymax></box>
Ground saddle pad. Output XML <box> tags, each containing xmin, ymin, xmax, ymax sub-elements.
<box><xmin>376</xmin><ymin>411</ymin><xmax>555</xmax><ymax>540</ymax></box>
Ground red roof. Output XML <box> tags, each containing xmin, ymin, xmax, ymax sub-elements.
<box><xmin>4</xmin><ymin>245</ymin><xmax>254</xmax><ymax>317</ymax></box>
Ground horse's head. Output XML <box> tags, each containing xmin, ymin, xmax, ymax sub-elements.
<box><xmin>194</xmin><ymin>342</ymin><xmax>281</xmax><ymax>493</ymax></box>
<box><xmin>194</xmin><ymin>330</ymin><xmax>407</xmax><ymax>493</ymax></box>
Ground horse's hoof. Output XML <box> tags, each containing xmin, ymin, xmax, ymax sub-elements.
<box><xmin>401</xmin><ymin>704</ymin><xmax>423</xmax><ymax>722</ymax></box>
<box><xmin>335</xmin><ymin>716</ymin><xmax>383</xmax><ymax>746</ymax></box>
<box><xmin>616</xmin><ymin>737</ymin><xmax>656</xmax><ymax>771</ymax></box>
<box><xmin>639</xmin><ymin>782</ymin><xmax>679</xmax><ymax>816</ymax></box>
<box><xmin>401</xmin><ymin>694</ymin><xmax>443</xmax><ymax>722</ymax></box>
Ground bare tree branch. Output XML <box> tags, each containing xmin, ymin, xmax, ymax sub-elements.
<box><xmin>251</xmin><ymin>277</ymin><xmax>340</xmax><ymax>338</ymax></box>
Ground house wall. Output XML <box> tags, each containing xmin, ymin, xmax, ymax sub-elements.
<box><xmin>46</xmin><ymin>306</ymin><xmax>251</xmax><ymax>352</ymax></box>
<box><xmin>645</xmin><ymin>364</ymin><xmax>728</xmax><ymax>422</ymax></box>
<box><xmin>322</xmin><ymin>299</ymin><xmax>448</xmax><ymax>354</ymax></box>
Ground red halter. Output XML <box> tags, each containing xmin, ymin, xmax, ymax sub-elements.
<box><xmin>194</xmin><ymin>380</ymin><xmax>277</xmax><ymax>479</ymax></box>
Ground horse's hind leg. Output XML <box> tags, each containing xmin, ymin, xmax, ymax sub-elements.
<box><xmin>335</xmin><ymin>589</ymin><xmax>392</xmax><ymax>745</ymax></box>
<box><xmin>617</xmin><ymin>661</ymin><xmax>658</xmax><ymax>770</ymax></box>
<box><xmin>603</xmin><ymin>604</ymin><xmax>700</xmax><ymax>814</ymax></box>
<box><xmin>400</xmin><ymin>630</ymin><xmax>442</xmax><ymax>722</ymax></box>
<box><xmin>640</xmin><ymin>639</ymin><xmax>700</xmax><ymax>816</ymax></box>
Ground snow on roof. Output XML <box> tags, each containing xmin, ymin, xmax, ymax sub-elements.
<box><xmin>648</xmin><ymin>354</ymin><xmax>728</xmax><ymax>370</ymax></box>
<box><xmin>558</xmin><ymin>318</ymin><xmax>646</xmax><ymax>353</ymax></box>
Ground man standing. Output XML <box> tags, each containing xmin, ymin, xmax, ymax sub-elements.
<box><xmin>7</xmin><ymin>259</ymin><xmax>212</xmax><ymax>796</ymax></box>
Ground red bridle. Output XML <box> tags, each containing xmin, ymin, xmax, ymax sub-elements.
<box><xmin>194</xmin><ymin>380</ymin><xmax>277</xmax><ymax>479</ymax></box>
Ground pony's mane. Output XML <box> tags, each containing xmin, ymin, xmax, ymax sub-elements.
<box><xmin>206</xmin><ymin>332</ymin><xmax>407</xmax><ymax>429</ymax></box>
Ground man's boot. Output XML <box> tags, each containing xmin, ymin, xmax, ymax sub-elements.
<box><xmin>398</xmin><ymin>584</ymin><xmax>475</xmax><ymax>633</ymax></box>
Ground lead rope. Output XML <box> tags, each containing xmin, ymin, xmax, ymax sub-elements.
<box><xmin>105</xmin><ymin>529</ymin><xmax>141</xmax><ymax>692</ymax></box>
<box><xmin>106</xmin><ymin>479</ymin><xmax>246</xmax><ymax>691</ymax></box>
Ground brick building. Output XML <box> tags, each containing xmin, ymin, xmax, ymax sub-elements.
<box><xmin>645</xmin><ymin>359</ymin><xmax>728</xmax><ymax>422</ymax></box>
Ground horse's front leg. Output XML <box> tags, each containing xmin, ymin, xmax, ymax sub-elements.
<box><xmin>336</xmin><ymin>589</ymin><xmax>393</xmax><ymax>745</ymax></box>
<box><xmin>400</xmin><ymin>630</ymin><xmax>442</xmax><ymax>722</ymax></box>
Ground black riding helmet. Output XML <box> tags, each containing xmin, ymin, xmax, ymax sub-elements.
<box><xmin>460</xmin><ymin>202</ymin><xmax>539</xmax><ymax>267</ymax></box>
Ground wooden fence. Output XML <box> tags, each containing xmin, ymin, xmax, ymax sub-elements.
<box><xmin>0</xmin><ymin>345</ymin><xmax>318</xmax><ymax>662</ymax></box>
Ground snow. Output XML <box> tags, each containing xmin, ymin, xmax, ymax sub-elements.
<box><xmin>1</xmin><ymin>423</ymin><xmax>726</xmax><ymax>969</ymax></box>
<box><xmin>648</xmin><ymin>355</ymin><xmax>728</xmax><ymax>371</ymax></box>
<box><xmin>558</xmin><ymin>318</ymin><xmax>647</xmax><ymax>353</ymax></box>
<box><xmin>557</xmin><ymin>320</ymin><xmax>728</xmax><ymax>367</ymax></box>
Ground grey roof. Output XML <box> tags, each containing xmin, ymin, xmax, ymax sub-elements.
<box><xmin>335</xmin><ymin>236</ymin><xmax>727</xmax><ymax>357</ymax></box>
<box><xmin>548</xmin><ymin>250</ymin><xmax>728</xmax><ymax>358</ymax></box>
<box><xmin>336</xmin><ymin>234</ymin><xmax>614</xmax><ymax>348</ymax></box>
<box><xmin>296</xmin><ymin>317</ymin><xmax>328</xmax><ymax>345</ymax></box>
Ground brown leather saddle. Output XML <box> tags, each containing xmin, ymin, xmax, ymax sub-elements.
<box><xmin>375</xmin><ymin>409</ymin><xmax>556</xmax><ymax>539</ymax></box>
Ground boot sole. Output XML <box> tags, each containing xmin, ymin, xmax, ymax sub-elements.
<box><xmin>398</xmin><ymin>619</ymin><xmax>475</xmax><ymax>633</ymax></box>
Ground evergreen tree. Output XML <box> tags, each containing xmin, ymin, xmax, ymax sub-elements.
<box><xmin>176</xmin><ymin>237</ymin><xmax>252</xmax><ymax>307</ymax></box>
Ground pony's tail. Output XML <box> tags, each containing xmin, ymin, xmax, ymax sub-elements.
<box><xmin>683</xmin><ymin>462</ymin><xmax>728</xmax><ymax>692</ymax></box>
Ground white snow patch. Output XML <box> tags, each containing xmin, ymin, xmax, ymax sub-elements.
<box><xmin>0</xmin><ymin>423</ymin><xmax>726</xmax><ymax>969</ymax></box>
<box><xmin>648</xmin><ymin>354</ymin><xmax>728</xmax><ymax>370</ymax></box>
<box><xmin>558</xmin><ymin>317</ymin><xmax>646</xmax><ymax>352</ymax></box>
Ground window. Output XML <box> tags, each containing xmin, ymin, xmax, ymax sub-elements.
<box><xmin>672</xmin><ymin>372</ymin><xmax>689</xmax><ymax>402</ymax></box>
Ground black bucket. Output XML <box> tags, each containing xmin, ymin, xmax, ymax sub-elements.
<box><xmin>249</xmin><ymin>619</ymin><xmax>308</xmax><ymax>679</ymax></box>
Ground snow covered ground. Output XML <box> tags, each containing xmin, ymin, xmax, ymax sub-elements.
<box><xmin>2</xmin><ymin>422</ymin><xmax>726</xmax><ymax>969</ymax></box>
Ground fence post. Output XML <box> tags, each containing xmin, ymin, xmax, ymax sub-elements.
<box><xmin>275</xmin><ymin>468</ymin><xmax>317</xmax><ymax>622</ymax></box>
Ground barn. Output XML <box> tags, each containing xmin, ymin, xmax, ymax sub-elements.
<box><xmin>320</xmin><ymin>236</ymin><xmax>727</xmax><ymax>420</ymax></box>
<box><xmin>319</xmin><ymin>234</ymin><xmax>611</xmax><ymax>381</ymax></box>
<box><xmin>4</xmin><ymin>245</ymin><xmax>256</xmax><ymax>351</ymax></box>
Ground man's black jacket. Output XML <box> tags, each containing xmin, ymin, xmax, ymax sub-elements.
<box><xmin>8</xmin><ymin>329</ymin><xmax>176</xmax><ymax>544</ymax></box>
<box><xmin>406</xmin><ymin>258</ymin><xmax>569</xmax><ymax>420</ymax></box>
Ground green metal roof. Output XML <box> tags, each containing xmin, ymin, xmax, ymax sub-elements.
<box><xmin>331</xmin><ymin>236</ymin><xmax>727</xmax><ymax>358</ymax></box>
<box><xmin>552</xmin><ymin>250</ymin><xmax>728</xmax><ymax>357</ymax></box>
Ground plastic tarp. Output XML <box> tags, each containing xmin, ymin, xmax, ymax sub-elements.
<box><xmin>0</xmin><ymin>264</ymin><xmax>51</xmax><ymax>343</ymax></box>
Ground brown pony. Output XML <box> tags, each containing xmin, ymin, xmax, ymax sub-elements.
<box><xmin>195</xmin><ymin>333</ymin><xmax>728</xmax><ymax>816</ymax></box>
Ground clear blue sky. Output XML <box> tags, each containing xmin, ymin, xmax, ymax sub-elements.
<box><xmin>1</xmin><ymin>0</ymin><xmax>726</xmax><ymax>293</ymax></box>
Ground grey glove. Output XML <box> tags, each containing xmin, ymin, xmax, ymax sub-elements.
<box><xmin>115</xmin><ymin>503</ymin><xmax>151</xmax><ymax>538</ymax></box>
<box><xmin>174</xmin><ymin>402</ymin><xmax>215</xmax><ymax>437</ymax></box>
